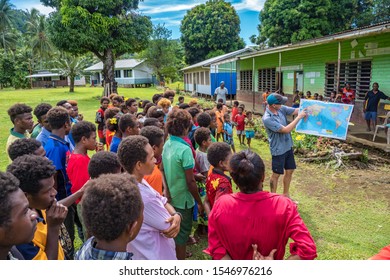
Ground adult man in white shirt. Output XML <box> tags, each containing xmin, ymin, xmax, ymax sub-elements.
<box><xmin>214</xmin><ymin>81</ymin><xmax>228</xmax><ymax>104</ymax></box>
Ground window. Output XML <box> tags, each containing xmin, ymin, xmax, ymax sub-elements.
<box><xmin>124</xmin><ymin>70</ymin><xmax>132</xmax><ymax>78</ymax></box>
<box><xmin>258</xmin><ymin>68</ymin><xmax>276</xmax><ymax>92</ymax></box>
<box><xmin>205</xmin><ymin>71</ymin><xmax>210</xmax><ymax>85</ymax></box>
<box><xmin>115</xmin><ymin>70</ymin><xmax>121</xmax><ymax>78</ymax></box>
<box><xmin>325</xmin><ymin>60</ymin><xmax>371</xmax><ymax>100</ymax></box>
<box><xmin>200</xmin><ymin>71</ymin><xmax>204</xmax><ymax>84</ymax></box>
<box><xmin>240</xmin><ymin>70</ymin><xmax>253</xmax><ymax>91</ymax></box>
<box><xmin>75</xmin><ymin>75</ymin><xmax>81</xmax><ymax>80</ymax></box>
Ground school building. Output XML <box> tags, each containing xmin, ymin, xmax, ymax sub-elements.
<box><xmin>182</xmin><ymin>47</ymin><xmax>255</xmax><ymax>100</ymax></box>
<box><xmin>236</xmin><ymin>22</ymin><xmax>390</xmax><ymax>126</ymax></box>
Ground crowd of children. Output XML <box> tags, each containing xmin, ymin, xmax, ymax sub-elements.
<box><xmin>0</xmin><ymin>89</ymin><xmax>320</xmax><ymax>261</ymax></box>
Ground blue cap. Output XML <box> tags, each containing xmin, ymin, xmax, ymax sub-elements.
<box><xmin>267</xmin><ymin>93</ymin><xmax>287</xmax><ymax>105</ymax></box>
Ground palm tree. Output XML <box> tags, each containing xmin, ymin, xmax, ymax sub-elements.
<box><xmin>0</xmin><ymin>0</ymin><xmax>16</xmax><ymax>54</ymax></box>
<box><xmin>54</xmin><ymin>52</ymin><xmax>88</xmax><ymax>92</ymax></box>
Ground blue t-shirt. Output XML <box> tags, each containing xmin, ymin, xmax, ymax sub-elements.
<box><xmin>223</xmin><ymin>122</ymin><xmax>233</xmax><ymax>142</ymax></box>
<box><xmin>262</xmin><ymin>106</ymin><xmax>295</xmax><ymax>156</ymax></box>
<box><xmin>365</xmin><ymin>90</ymin><xmax>388</xmax><ymax>112</ymax></box>
<box><xmin>44</xmin><ymin>134</ymin><xmax>71</xmax><ymax>200</ymax></box>
<box><xmin>36</xmin><ymin>127</ymin><xmax>51</xmax><ymax>146</ymax></box>
<box><xmin>110</xmin><ymin>136</ymin><xmax>122</xmax><ymax>153</ymax></box>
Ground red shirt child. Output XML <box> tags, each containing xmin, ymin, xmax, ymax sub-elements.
<box><xmin>234</xmin><ymin>108</ymin><xmax>246</xmax><ymax>131</ymax></box>
<box><xmin>67</xmin><ymin>153</ymin><xmax>90</xmax><ymax>204</ymax></box>
<box><xmin>205</xmin><ymin>168</ymin><xmax>232</xmax><ymax>209</ymax></box>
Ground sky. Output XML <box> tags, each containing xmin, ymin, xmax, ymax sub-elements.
<box><xmin>10</xmin><ymin>0</ymin><xmax>265</xmax><ymax>45</ymax></box>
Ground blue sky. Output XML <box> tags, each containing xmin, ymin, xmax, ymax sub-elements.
<box><xmin>10</xmin><ymin>0</ymin><xmax>265</xmax><ymax>45</ymax></box>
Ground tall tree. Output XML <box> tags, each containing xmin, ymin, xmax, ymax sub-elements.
<box><xmin>53</xmin><ymin>52</ymin><xmax>88</xmax><ymax>93</ymax></box>
<box><xmin>0</xmin><ymin>0</ymin><xmax>16</xmax><ymax>53</ymax></box>
<box><xmin>180</xmin><ymin>0</ymin><xmax>245</xmax><ymax>65</ymax></box>
<box><xmin>140</xmin><ymin>24</ymin><xmax>183</xmax><ymax>83</ymax></box>
<box><xmin>42</xmin><ymin>0</ymin><xmax>152</xmax><ymax>96</ymax></box>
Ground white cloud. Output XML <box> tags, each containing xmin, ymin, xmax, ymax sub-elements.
<box><xmin>14</xmin><ymin>2</ymin><xmax>54</xmax><ymax>15</ymax></box>
<box><xmin>233</xmin><ymin>0</ymin><xmax>265</xmax><ymax>12</ymax></box>
<box><xmin>139</xmin><ymin>3</ymin><xmax>199</xmax><ymax>15</ymax></box>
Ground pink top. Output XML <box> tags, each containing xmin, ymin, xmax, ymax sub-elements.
<box><xmin>127</xmin><ymin>179</ymin><xmax>176</xmax><ymax>260</ymax></box>
<box><xmin>205</xmin><ymin>191</ymin><xmax>317</xmax><ymax>260</ymax></box>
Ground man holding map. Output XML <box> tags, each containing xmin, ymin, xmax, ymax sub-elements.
<box><xmin>262</xmin><ymin>93</ymin><xmax>307</xmax><ymax>202</ymax></box>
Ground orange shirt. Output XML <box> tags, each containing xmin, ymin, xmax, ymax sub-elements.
<box><xmin>144</xmin><ymin>164</ymin><xmax>163</xmax><ymax>195</ymax></box>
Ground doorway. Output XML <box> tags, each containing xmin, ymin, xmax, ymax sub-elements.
<box><xmin>294</xmin><ymin>71</ymin><xmax>304</xmax><ymax>92</ymax></box>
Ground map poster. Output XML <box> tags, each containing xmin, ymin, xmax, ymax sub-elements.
<box><xmin>296</xmin><ymin>100</ymin><xmax>354</xmax><ymax>140</ymax></box>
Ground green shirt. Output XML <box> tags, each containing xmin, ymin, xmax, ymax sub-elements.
<box><xmin>6</xmin><ymin>128</ymin><xmax>30</xmax><ymax>161</ymax></box>
<box><xmin>162</xmin><ymin>135</ymin><xmax>195</xmax><ymax>209</ymax></box>
<box><xmin>31</xmin><ymin>124</ymin><xmax>42</xmax><ymax>138</ymax></box>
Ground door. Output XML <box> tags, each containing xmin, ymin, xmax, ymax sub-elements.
<box><xmin>294</xmin><ymin>71</ymin><xmax>304</xmax><ymax>92</ymax></box>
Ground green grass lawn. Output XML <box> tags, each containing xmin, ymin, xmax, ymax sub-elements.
<box><xmin>1</xmin><ymin>86</ymin><xmax>388</xmax><ymax>260</ymax></box>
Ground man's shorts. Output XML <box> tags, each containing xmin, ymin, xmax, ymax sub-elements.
<box><xmin>365</xmin><ymin>111</ymin><xmax>377</xmax><ymax>120</ymax></box>
<box><xmin>272</xmin><ymin>148</ymin><xmax>296</xmax><ymax>174</ymax></box>
<box><xmin>236</xmin><ymin>130</ymin><xmax>244</xmax><ymax>135</ymax></box>
<box><xmin>245</xmin><ymin>130</ymin><xmax>255</xmax><ymax>139</ymax></box>
<box><xmin>173</xmin><ymin>206</ymin><xmax>194</xmax><ymax>246</ymax></box>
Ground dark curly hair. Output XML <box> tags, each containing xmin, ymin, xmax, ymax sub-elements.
<box><xmin>7</xmin><ymin>103</ymin><xmax>32</xmax><ymax>124</ymax></box>
<box><xmin>81</xmin><ymin>173</ymin><xmax>143</xmax><ymax>242</ymax></box>
<box><xmin>105</xmin><ymin>114</ymin><xmax>120</xmax><ymax>132</ymax></box>
<box><xmin>140</xmin><ymin>99</ymin><xmax>150</xmax><ymax>109</ymax></box>
<box><xmin>100</xmin><ymin>97</ymin><xmax>110</xmax><ymax>104</ymax></box>
<box><xmin>207</xmin><ymin>142</ymin><xmax>232</xmax><ymax>167</ymax></box>
<box><xmin>112</xmin><ymin>95</ymin><xmax>124</xmax><ymax>104</ymax></box>
<box><xmin>71</xmin><ymin>121</ymin><xmax>96</xmax><ymax>144</ymax></box>
<box><xmin>152</xmin><ymin>93</ymin><xmax>162</xmax><ymax>104</ymax></box>
<box><xmin>33</xmin><ymin>103</ymin><xmax>52</xmax><ymax>122</ymax></box>
<box><xmin>178</xmin><ymin>103</ymin><xmax>190</xmax><ymax>110</ymax></box>
<box><xmin>140</xmin><ymin>126</ymin><xmax>164</xmax><ymax>147</ymax></box>
<box><xmin>56</xmin><ymin>100</ymin><xmax>68</xmax><ymax>107</ymax></box>
<box><xmin>187</xmin><ymin>107</ymin><xmax>200</xmax><ymax>118</ymax></box>
<box><xmin>8</xmin><ymin>138</ymin><xmax>42</xmax><ymax>161</ymax></box>
<box><xmin>163</xmin><ymin>90</ymin><xmax>175</xmax><ymax>99</ymax></box>
<box><xmin>118</xmin><ymin>113</ymin><xmax>137</xmax><ymax>134</ymax></box>
<box><xmin>147</xmin><ymin>106</ymin><xmax>165</xmax><ymax>119</ymax></box>
<box><xmin>7</xmin><ymin>155</ymin><xmax>56</xmax><ymax>195</ymax></box>
<box><xmin>143</xmin><ymin>117</ymin><xmax>160</xmax><ymax>128</ymax></box>
<box><xmin>46</xmin><ymin>106</ymin><xmax>70</xmax><ymax>130</ymax></box>
<box><xmin>0</xmin><ymin>171</ymin><xmax>20</xmax><ymax>227</ymax></box>
<box><xmin>166</xmin><ymin>109</ymin><xmax>192</xmax><ymax>136</ymax></box>
<box><xmin>88</xmin><ymin>152</ymin><xmax>121</xmax><ymax>179</ymax></box>
<box><xmin>125</xmin><ymin>98</ymin><xmax>137</xmax><ymax>107</ymax></box>
<box><xmin>194</xmin><ymin>127</ymin><xmax>211</xmax><ymax>147</ymax></box>
<box><xmin>230</xmin><ymin>150</ymin><xmax>265</xmax><ymax>193</ymax></box>
<box><xmin>197</xmin><ymin>112</ymin><xmax>211</xmax><ymax>128</ymax></box>
<box><xmin>143</xmin><ymin>102</ymin><xmax>155</xmax><ymax>115</ymax></box>
<box><xmin>117</xmin><ymin>136</ymin><xmax>149</xmax><ymax>174</ymax></box>
<box><xmin>104</xmin><ymin>107</ymin><xmax>120</xmax><ymax>121</ymax></box>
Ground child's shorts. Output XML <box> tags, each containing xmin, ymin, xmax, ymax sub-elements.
<box><xmin>245</xmin><ymin>130</ymin><xmax>255</xmax><ymax>139</ymax></box>
<box><xmin>236</xmin><ymin>130</ymin><xmax>244</xmax><ymax>135</ymax></box>
<box><xmin>225</xmin><ymin>137</ymin><xmax>234</xmax><ymax>146</ymax></box>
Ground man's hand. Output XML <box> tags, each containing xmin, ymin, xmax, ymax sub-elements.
<box><xmin>297</xmin><ymin>108</ymin><xmax>308</xmax><ymax>120</ymax></box>
<box><xmin>252</xmin><ymin>244</ymin><xmax>277</xmax><ymax>260</ymax></box>
<box><xmin>46</xmin><ymin>200</ymin><xmax>68</xmax><ymax>228</ymax></box>
<box><xmin>162</xmin><ymin>214</ymin><xmax>181</xmax><ymax>238</ymax></box>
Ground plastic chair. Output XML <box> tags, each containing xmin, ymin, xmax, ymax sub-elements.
<box><xmin>372</xmin><ymin>111</ymin><xmax>390</xmax><ymax>142</ymax></box>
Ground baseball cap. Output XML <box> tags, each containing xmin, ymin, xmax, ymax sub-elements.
<box><xmin>267</xmin><ymin>93</ymin><xmax>287</xmax><ymax>105</ymax></box>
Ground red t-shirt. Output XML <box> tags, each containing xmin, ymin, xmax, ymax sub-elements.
<box><xmin>205</xmin><ymin>191</ymin><xmax>317</xmax><ymax>260</ymax></box>
<box><xmin>67</xmin><ymin>153</ymin><xmax>90</xmax><ymax>204</ymax></box>
<box><xmin>234</xmin><ymin>114</ymin><xmax>246</xmax><ymax>131</ymax></box>
<box><xmin>205</xmin><ymin>168</ymin><xmax>232</xmax><ymax>209</ymax></box>
<box><xmin>231</xmin><ymin>107</ymin><xmax>238</xmax><ymax>121</ymax></box>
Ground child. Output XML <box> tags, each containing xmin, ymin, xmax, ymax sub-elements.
<box><xmin>75</xmin><ymin>173</ymin><xmax>143</xmax><ymax>260</ymax></box>
<box><xmin>306</xmin><ymin>91</ymin><xmax>312</xmax><ymax>99</ymax></box>
<box><xmin>119</xmin><ymin>113</ymin><xmax>140</xmax><ymax>138</ymax></box>
<box><xmin>7</xmin><ymin>155</ymin><xmax>68</xmax><ymax>260</ymax></box>
<box><xmin>88</xmin><ymin>151</ymin><xmax>122</xmax><ymax>179</ymax></box>
<box><xmin>328</xmin><ymin>90</ymin><xmax>337</xmax><ymax>102</ymax></box>
<box><xmin>292</xmin><ymin>91</ymin><xmax>300</xmax><ymax>108</ymax></box>
<box><xmin>6</xmin><ymin>103</ymin><xmax>34</xmax><ymax>157</ymax></box>
<box><xmin>31</xmin><ymin>103</ymin><xmax>52</xmax><ymax>139</ymax></box>
<box><xmin>118</xmin><ymin>136</ymin><xmax>179</xmax><ymax>260</ymax></box>
<box><xmin>177</xmin><ymin>96</ymin><xmax>185</xmax><ymax>106</ymax></box>
<box><xmin>215</xmin><ymin>103</ymin><xmax>224</xmax><ymax>142</ymax></box>
<box><xmin>0</xmin><ymin>171</ymin><xmax>38</xmax><ymax>260</ymax></box>
<box><xmin>157</xmin><ymin>98</ymin><xmax>172</xmax><ymax>122</ymax></box>
<box><xmin>112</xmin><ymin>95</ymin><xmax>124</xmax><ymax>108</ymax></box>
<box><xmin>162</xmin><ymin>109</ymin><xmax>204</xmax><ymax>260</ymax></box>
<box><xmin>103</xmin><ymin>107</ymin><xmax>120</xmax><ymax>150</ymax></box>
<box><xmin>107</xmin><ymin>114</ymin><xmax>122</xmax><ymax>153</ymax></box>
<box><xmin>231</xmin><ymin>100</ymin><xmax>239</xmax><ymax>121</ymax></box>
<box><xmin>163</xmin><ymin>90</ymin><xmax>176</xmax><ymax>104</ymax></box>
<box><xmin>318</xmin><ymin>95</ymin><xmax>324</xmax><ymax>101</ymax></box>
<box><xmin>245</xmin><ymin>111</ymin><xmax>255</xmax><ymax>148</ymax></box>
<box><xmin>223</xmin><ymin>113</ymin><xmax>235</xmax><ymax>153</ymax></box>
<box><xmin>120</xmin><ymin>103</ymin><xmax>129</xmax><ymax>114</ymax></box>
<box><xmin>8</xmin><ymin>138</ymin><xmax>46</xmax><ymax>161</ymax></box>
<box><xmin>141</xmin><ymin>126</ymin><xmax>165</xmax><ymax>195</ymax></box>
<box><xmin>95</xmin><ymin>97</ymin><xmax>110</xmax><ymax>146</ymax></box>
<box><xmin>234</xmin><ymin>106</ymin><xmax>246</xmax><ymax>145</ymax></box>
<box><xmin>143</xmin><ymin>117</ymin><xmax>162</xmax><ymax>128</ymax></box>
<box><xmin>125</xmin><ymin>98</ymin><xmax>138</xmax><ymax>115</ymax></box>
<box><xmin>187</xmin><ymin>107</ymin><xmax>201</xmax><ymax>148</ymax></box>
<box><xmin>314</xmin><ymin>93</ymin><xmax>319</xmax><ymax>100</ymax></box>
<box><xmin>204</xmin><ymin>142</ymin><xmax>233</xmax><ymax>216</ymax></box>
<box><xmin>66</xmin><ymin>121</ymin><xmax>97</xmax><ymax>241</ymax></box>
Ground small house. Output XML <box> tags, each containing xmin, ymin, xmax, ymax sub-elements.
<box><xmin>25</xmin><ymin>70</ymin><xmax>86</xmax><ymax>88</ymax></box>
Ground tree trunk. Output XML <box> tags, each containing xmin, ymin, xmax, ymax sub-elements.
<box><xmin>102</xmin><ymin>49</ymin><xmax>116</xmax><ymax>97</ymax></box>
<box><xmin>69</xmin><ymin>75</ymin><xmax>75</xmax><ymax>93</ymax></box>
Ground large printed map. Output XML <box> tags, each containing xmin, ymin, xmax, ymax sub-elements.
<box><xmin>296</xmin><ymin>100</ymin><xmax>354</xmax><ymax>140</ymax></box>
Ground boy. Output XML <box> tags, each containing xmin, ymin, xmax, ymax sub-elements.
<box><xmin>6</xmin><ymin>103</ymin><xmax>34</xmax><ymax>157</ymax></box>
<box><xmin>119</xmin><ymin>113</ymin><xmax>140</xmax><ymax>138</ymax></box>
<box><xmin>88</xmin><ymin>151</ymin><xmax>122</xmax><ymax>179</ymax></box>
<box><xmin>231</xmin><ymin>100</ymin><xmax>239</xmax><ymax>122</ymax></box>
<box><xmin>141</xmin><ymin>126</ymin><xmax>165</xmax><ymax>195</ymax></box>
<box><xmin>204</xmin><ymin>142</ymin><xmax>233</xmax><ymax>216</ymax></box>
<box><xmin>0</xmin><ymin>171</ymin><xmax>38</xmax><ymax>260</ymax></box>
<box><xmin>118</xmin><ymin>136</ymin><xmax>180</xmax><ymax>260</ymax></box>
<box><xmin>7</xmin><ymin>155</ymin><xmax>68</xmax><ymax>260</ymax></box>
<box><xmin>245</xmin><ymin>111</ymin><xmax>255</xmax><ymax>148</ymax></box>
<box><xmin>75</xmin><ymin>173</ymin><xmax>143</xmax><ymax>260</ymax></box>
<box><xmin>35</xmin><ymin>103</ymin><xmax>53</xmax><ymax>146</ymax></box>
<box><xmin>223</xmin><ymin>113</ymin><xmax>235</xmax><ymax>153</ymax></box>
<box><xmin>234</xmin><ymin>106</ymin><xmax>246</xmax><ymax>145</ymax></box>
<box><xmin>125</xmin><ymin>98</ymin><xmax>138</xmax><ymax>115</ymax></box>
<box><xmin>96</xmin><ymin>97</ymin><xmax>110</xmax><ymax>145</ymax></box>
<box><xmin>66</xmin><ymin>121</ymin><xmax>97</xmax><ymax>241</ymax></box>
<box><xmin>31</xmin><ymin>103</ymin><xmax>52</xmax><ymax>139</ymax></box>
<box><xmin>8</xmin><ymin>138</ymin><xmax>46</xmax><ymax>161</ymax></box>
<box><xmin>162</xmin><ymin>109</ymin><xmax>204</xmax><ymax>260</ymax></box>
<box><xmin>177</xmin><ymin>96</ymin><xmax>185</xmax><ymax>106</ymax></box>
<box><xmin>194</xmin><ymin>127</ymin><xmax>212</xmax><ymax>177</ymax></box>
